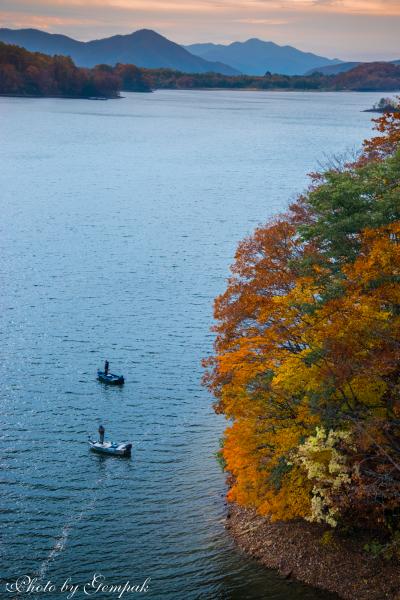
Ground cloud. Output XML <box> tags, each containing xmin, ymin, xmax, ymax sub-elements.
<box><xmin>233</xmin><ymin>18</ymin><xmax>288</xmax><ymax>24</ymax></box>
<box><xmin>0</xmin><ymin>0</ymin><xmax>399</xmax><ymax>59</ymax></box>
<box><xmin>4</xmin><ymin>0</ymin><xmax>400</xmax><ymax>15</ymax></box>
<box><xmin>316</xmin><ymin>0</ymin><xmax>400</xmax><ymax>15</ymax></box>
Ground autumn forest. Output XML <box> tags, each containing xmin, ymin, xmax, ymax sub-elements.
<box><xmin>0</xmin><ymin>42</ymin><xmax>150</xmax><ymax>97</ymax></box>
<box><xmin>1</xmin><ymin>41</ymin><xmax>400</xmax><ymax>98</ymax></box>
<box><xmin>204</xmin><ymin>109</ymin><xmax>400</xmax><ymax>559</ymax></box>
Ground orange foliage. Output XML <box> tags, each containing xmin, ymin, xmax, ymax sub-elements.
<box><xmin>362</xmin><ymin>104</ymin><xmax>400</xmax><ymax>162</ymax></box>
<box><xmin>205</xmin><ymin>113</ymin><xmax>400</xmax><ymax>529</ymax></box>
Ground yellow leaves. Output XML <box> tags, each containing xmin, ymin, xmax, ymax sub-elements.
<box><xmin>345</xmin><ymin>375</ymin><xmax>387</xmax><ymax>408</ymax></box>
<box><xmin>295</xmin><ymin>428</ymin><xmax>353</xmax><ymax>527</ymax></box>
<box><xmin>215</xmin><ymin>221</ymin><xmax>400</xmax><ymax>518</ymax></box>
<box><xmin>205</xmin><ymin>138</ymin><xmax>400</xmax><ymax>526</ymax></box>
<box><xmin>272</xmin><ymin>351</ymin><xmax>320</xmax><ymax>397</ymax></box>
<box><xmin>258</xmin><ymin>467</ymin><xmax>312</xmax><ymax>522</ymax></box>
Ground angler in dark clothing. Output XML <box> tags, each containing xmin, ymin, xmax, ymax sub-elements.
<box><xmin>104</xmin><ymin>360</ymin><xmax>109</xmax><ymax>375</ymax></box>
<box><xmin>99</xmin><ymin>425</ymin><xmax>105</xmax><ymax>444</ymax></box>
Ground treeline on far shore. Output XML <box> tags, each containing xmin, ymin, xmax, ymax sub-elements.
<box><xmin>1</xmin><ymin>41</ymin><xmax>400</xmax><ymax>99</ymax></box>
<box><xmin>146</xmin><ymin>62</ymin><xmax>400</xmax><ymax>92</ymax></box>
<box><xmin>0</xmin><ymin>42</ymin><xmax>150</xmax><ymax>98</ymax></box>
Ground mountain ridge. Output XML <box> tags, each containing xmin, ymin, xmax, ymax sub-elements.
<box><xmin>185</xmin><ymin>38</ymin><xmax>342</xmax><ymax>75</ymax></box>
<box><xmin>306</xmin><ymin>59</ymin><xmax>400</xmax><ymax>75</ymax></box>
<box><xmin>4</xmin><ymin>28</ymin><xmax>396</xmax><ymax>78</ymax></box>
<box><xmin>0</xmin><ymin>28</ymin><xmax>239</xmax><ymax>75</ymax></box>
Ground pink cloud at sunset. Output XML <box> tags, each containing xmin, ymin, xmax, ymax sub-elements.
<box><xmin>1</xmin><ymin>0</ymin><xmax>399</xmax><ymax>60</ymax></box>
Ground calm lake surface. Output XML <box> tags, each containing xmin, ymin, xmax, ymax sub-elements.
<box><xmin>0</xmin><ymin>90</ymin><xmax>384</xmax><ymax>599</ymax></box>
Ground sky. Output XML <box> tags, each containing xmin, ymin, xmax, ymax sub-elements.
<box><xmin>1</xmin><ymin>0</ymin><xmax>399</xmax><ymax>61</ymax></box>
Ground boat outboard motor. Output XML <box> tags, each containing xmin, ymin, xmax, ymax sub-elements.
<box><xmin>125</xmin><ymin>444</ymin><xmax>132</xmax><ymax>456</ymax></box>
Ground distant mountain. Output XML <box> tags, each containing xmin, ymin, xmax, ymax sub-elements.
<box><xmin>185</xmin><ymin>39</ymin><xmax>342</xmax><ymax>75</ymax></box>
<box><xmin>0</xmin><ymin>28</ymin><xmax>238</xmax><ymax>75</ymax></box>
<box><xmin>307</xmin><ymin>60</ymin><xmax>400</xmax><ymax>76</ymax></box>
<box><xmin>2</xmin><ymin>41</ymin><xmax>399</xmax><ymax>96</ymax></box>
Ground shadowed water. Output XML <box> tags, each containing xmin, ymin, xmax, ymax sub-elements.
<box><xmin>0</xmin><ymin>90</ymin><xmax>382</xmax><ymax>599</ymax></box>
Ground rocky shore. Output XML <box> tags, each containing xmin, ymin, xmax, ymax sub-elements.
<box><xmin>226</xmin><ymin>503</ymin><xmax>400</xmax><ymax>600</ymax></box>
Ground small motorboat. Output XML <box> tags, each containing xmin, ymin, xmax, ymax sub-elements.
<box><xmin>88</xmin><ymin>438</ymin><xmax>132</xmax><ymax>457</ymax></box>
<box><xmin>97</xmin><ymin>369</ymin><xmax>124</xmax><ymax>385</ymax></box>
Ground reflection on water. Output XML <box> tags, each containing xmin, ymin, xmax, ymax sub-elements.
<box><xmin>0</xmin><ymin>90</ymin><xmax>380</xmax><ymax>598</ymax></box>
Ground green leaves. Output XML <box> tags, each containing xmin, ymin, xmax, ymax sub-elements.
<box><xmin>298</xmin><ymin>150</ymin><xmax>400</xmax><ymax>267</ymax></box>
<box><xmin>269</xmin><ymin>456</ymin><xmax>293</xmax><ymax>491</ymax></box>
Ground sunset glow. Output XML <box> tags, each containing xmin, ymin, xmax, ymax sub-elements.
<box><xmin>1</xmin><ymin>0</ymin><xmax>399</xmax><ymax>60</ymax></box>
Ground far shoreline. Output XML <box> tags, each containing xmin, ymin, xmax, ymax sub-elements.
<box><xmin>0</xmin><ymin>93</ymin><xmax>120</xmax><ymax>100</ymax></box>
<box><xmin>1</xmin><ymin>88</ymin><xmax>400</xmax><ymax>101</ymax></box>
<box><xmin>155</xmin><ymin>87</ymin><xmax>400</xmax><ymax>93</ymax></box>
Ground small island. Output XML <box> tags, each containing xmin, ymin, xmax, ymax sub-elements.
<box><xmin>364</xmin><ymin>96</ymin><xmax>400</xmax><ymax>112</ymax></box>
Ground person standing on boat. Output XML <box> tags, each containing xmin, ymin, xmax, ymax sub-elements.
<box><xmin>104</xmin><ymin>360</ymin><xmax>109</xmax><ymax>375</ymax></box>
<box><xmin>99</xmin><ymin>424</ymin><xmax>105</xmax><ymax>444</ymax></box>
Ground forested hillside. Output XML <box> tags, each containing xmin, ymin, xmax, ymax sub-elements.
<box><xmin>1</xmin><ymin>42</ymin><xmax>399</xmax><ymax>96</ymax></box>
<box><xmin>0</xmin><ymin>42</ymin><xmax>150</xmax><ymax>97</ymax></box>
<box><xmin>0</xmin><ymin>42</ymin><xmax>400</xmax><ymax>98</ymax></box>
<box><xmin>146</xmin><ymin>62</ymin><xmax>400</xmax><ymax>91</ymax></box>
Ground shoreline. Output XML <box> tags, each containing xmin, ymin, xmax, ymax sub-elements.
<box><xmin>0</xmin><ymin>93</ymin><xmax>120</xmax><ymax>100</ymax></box>
<box><xmin>1</xmin><ymin>89</ymin><xmax>400</xmax><ymax>101</ymax></box>
<box><xmin>152</xmin><ymin>87</ymin><xmax>400</xmax><ymax>93</ymax></box>
<box><xmin>226</xmin><ymin>503</ymin><xmax>400</xmax><ymax>600</ymax></box>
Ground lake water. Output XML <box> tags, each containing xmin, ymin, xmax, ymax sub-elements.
<box><xmin>0</xmin><ymin>90</ymin><xmax>384</xmax><ymax>599</ymax></box>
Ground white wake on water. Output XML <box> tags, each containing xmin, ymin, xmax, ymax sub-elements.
<box><xmin>36</xmin><ymin>470</ymin><xmax>111</xmax><ymax>582</ymax></box>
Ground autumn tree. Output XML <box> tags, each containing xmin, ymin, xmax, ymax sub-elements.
<box><xmin>114</xmin><ymin>63</ymin><xmax>152</xmax><ymax>92</ymax></box>
<box><xmin>205</xmin><ymin>112</ymin><xmax>400</xmax><ymax>537</ymax></box>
